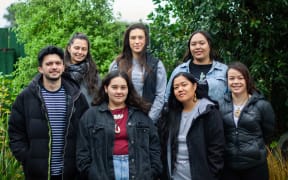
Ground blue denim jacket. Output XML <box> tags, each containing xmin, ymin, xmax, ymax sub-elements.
<box><xmin>165</xmin><ymin>60</ymin><xmax>228</xmax><ymax>103</ymax></box>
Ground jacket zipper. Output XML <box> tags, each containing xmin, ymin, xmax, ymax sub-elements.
<box><xmin>61</xmin><ymin>93</ymin><xmax>78</xmax><ymax>179</ymax></box>
<box><xmin>38</xmin><ymin>86</ymin><xmax>52</xmax><ymax>180</ymax></box>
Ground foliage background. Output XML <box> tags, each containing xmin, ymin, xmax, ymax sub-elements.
<box><xmin>10</xmin><ymin>0</ymin><xmax>126</xmax><ymax>92</ymax></box>
<box><xmin>148</xmin><ymin>0</ymin><xmax>288</xmax><ymax>135</ymax></box>
<box><xmin>1</xmin><ymin>0</ymin><xmax>288</xmax><ymax>179</ymax></box>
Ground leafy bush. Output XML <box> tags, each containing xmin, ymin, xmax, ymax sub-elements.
<box><xmin>0</xmin><ymin>74</ymin><xmax>23</xmax><ymax>179</ymax></box>
<box><xmin>11</xmin><ymin>0</ymin><xmax>126</xmax><ymax>92</ymax></box>
<box><xmin>149</xmin><ymin>0</ymin><xmax>288</xmax><ymax>134</ymax></box>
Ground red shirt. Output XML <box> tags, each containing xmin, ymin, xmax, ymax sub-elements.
<box><xmin>110</xmin><ymin>107</ymin><xmax>129</xmax><ymax>155</ymax></box>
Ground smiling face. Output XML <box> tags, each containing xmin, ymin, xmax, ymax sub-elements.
<box><xmin>38</xmin><ymin>54</ymin><xmax>64</xmax><ymax>82</ymax></box>
<box><xmin>68</xmin><ymin>38</ymin><xmax>88</xmax><ymax>64</ymax></box>
<box><xmin>104</xmin><ymin>76</ymin><xmax>128</xmax><ymax>109</ymax></box>
<box><xmin>129</xmin><ymin>28</ymin><xmax>146</xmax><ymax>57</ymax></box>
<box><xmin>189</xmin><ymin>33</ymin><xmax>211</xmax><ymax>64</ymax></box>
<box><xmin>227</xmin><ymin>68</ymin><xmax>248</xmax><ymax>96</ymax></box>
<box><xmin>173</xmin><ymin>75</ymin><xmax>197</xmax><ymax>104</ymax></box>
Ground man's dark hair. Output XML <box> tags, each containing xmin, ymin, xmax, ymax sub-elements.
<box><xmin>38</xmin><ymin>45</ymin><xmax>64</xmax><ymax>67</ymax></box>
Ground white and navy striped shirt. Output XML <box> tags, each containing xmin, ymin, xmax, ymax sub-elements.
<box><xmin>41</xmin><ymin>86</ymin><xmax>67</xmax><ymax>176</ymax></box>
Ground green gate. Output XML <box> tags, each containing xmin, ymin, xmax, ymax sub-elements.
<box><xmin>0</xmin><ymin>28</ymin><xmax>25</xmax><ymax>75</ymax></box>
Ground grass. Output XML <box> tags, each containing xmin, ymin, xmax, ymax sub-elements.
<box><xmin>267</xmin><ymin>146</ymin><xmax>288</xmax><ymax>180</ymax></box>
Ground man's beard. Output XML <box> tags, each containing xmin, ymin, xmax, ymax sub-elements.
<box><xmin>44</xmin><ymin>73</ymin><xmax>61</xmax><ymax>82</ymax></box>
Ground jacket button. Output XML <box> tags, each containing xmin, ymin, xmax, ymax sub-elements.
<box><xmin>128</xmin><ymin>122</ymin><xmax>132</xmax><ymax>126</ymax></box>
<box><xmin>131</xmin><ymin>159</ymin><xmax>135</xmax><ymax>163</ymax></box>
<box><xmin>131</xmin><ymin>140</ymin><xmax>134</xmax><ymax>144</ymax></box>
<box><xmin>132</xmin><ymin>176</ymin><xmax>135</xmax><ymax>179</ymax></box>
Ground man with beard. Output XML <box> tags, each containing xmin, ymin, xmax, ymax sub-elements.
<box><xmin>8</xmin><ymin>45</ymin><xmax>89</xmax><ymax>180</ymax></box>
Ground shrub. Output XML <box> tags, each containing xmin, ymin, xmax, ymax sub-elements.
<box><xmin>0</xmin><ymin>74</ymin><xmax>23</xmax><ymax>179</ymax></box>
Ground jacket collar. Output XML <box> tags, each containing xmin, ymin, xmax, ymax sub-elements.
<box><xmin>29</xmin><ymin>73</ymin><xmax>81</xmax><ymax>100</ymax></box>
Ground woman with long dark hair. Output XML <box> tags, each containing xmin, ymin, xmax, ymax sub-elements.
<box><xmin>109</xmin><ymin>23</ymin><xmax>167</xmax><ymax>124</ymax></box>
<box><xmin>76</xmin><ymin>70</ymin><xmax>162</xmax><ymax>180</ymax></box>
<box><xmin>165</xmin><ymin>31</ymin><xmax>227</xmax><ymax>103</ymax></box>
<box><xmin>159</xmin><ymin>72</ymin><xmax>225</xmax><ymax>180</ymax></box>
<box><xmin>64</xmin><ymin>32</ymin><xmax>101</xmax><ymax>106</ymax></box>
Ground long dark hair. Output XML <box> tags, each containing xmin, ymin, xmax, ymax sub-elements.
<box><xmin>93</xmin><ymin>70</ymin><xmax>150</xmax><ymax>113</ymax></box>
<box><xmin>64</xmin><ymin>32</ymin><xmax>99</xmax><ymax>95</ymax></box>
<box><xmin>116</xmin><ymin>23</ymin><xmax>150</xmax><ymax>77</ymax></box>
<box><xmin>182</xmin><ymin>30</ymin><xmax>219</xmax><ymax>62</ymax></box>
<box><xmin>159</xmin><ymin>72</ymin><xmax>211</xmax><ymax>173</ymax></box>
<box><xmin>227</xmin><ymin>61</ymin><xmax>258</xmax><ymax>94</ymax></box>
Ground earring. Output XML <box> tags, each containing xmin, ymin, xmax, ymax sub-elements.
<box><xmin>193</xmin><ymin>94</ymin><xmax>197</xmax><ymax>102</ymax></box>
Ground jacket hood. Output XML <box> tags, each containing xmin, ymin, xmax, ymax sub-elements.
<box><xmin>223</xmin><ymin>91</ymin><xmax>266</xmax><ymax>105</ymax></box>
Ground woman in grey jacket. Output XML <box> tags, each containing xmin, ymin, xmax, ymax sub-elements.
<box><xmin>76</xmin><ymin>70</ymin><xmax>162</xmax><ymax>180</ymax></box>
<box><xmin>219</xmin><ymin>62</ymin><xmax>275</xmax><ymax>180</ymax></box>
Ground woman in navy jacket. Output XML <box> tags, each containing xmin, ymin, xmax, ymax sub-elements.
<box><xmin>76</xmin><ymin>70</ymin><xmax>162</xmax><ymax>180</ymax></box>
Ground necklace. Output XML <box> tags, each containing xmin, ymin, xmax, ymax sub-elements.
<box><xmin>110</xmin><ymin>107</ymin><xmax>125</xmax><ymax>134</ymax></box>
<box><xmin>233</xmin><ymin>97</ymin><xmax>249</xmax><ymax>118</ymax></box>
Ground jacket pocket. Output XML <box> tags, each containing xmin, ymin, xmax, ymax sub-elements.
<box><xmin>241</xmin><ymin>139</ymin><xmax>261</xmax><ymax>160</ymax></box>
<box><xmin>136</xmin><ymin>123</ymin><xmax>150</xmax><ymax>148</ymax></box>
<box><xmin>88</xmin><ymin>125</ymin><xmax>105</xmax><ymax>150</ymax></box>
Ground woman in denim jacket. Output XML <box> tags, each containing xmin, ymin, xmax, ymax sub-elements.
<box><xmin>165</xmin><ymin>31</ymin><xmax>227</xmax><ymax>103</ymax></box>
<box><xmin>76</xmin><ymin>70</ymin><xmax>162</xmax><ymax>180</ymax></box>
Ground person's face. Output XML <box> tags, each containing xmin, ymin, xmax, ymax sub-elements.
<box><xmin>173</xmin><ymin>75</ymin><xmax>197</xmax><ymax>104</ymax></box>
<box><xmin>129</xmin><ymin>28</ymin><xmax>146</xmax><ymax>56</ymax></box>
<box><xmin>227</xmin><ymin>68</ymin><xmax>247</xmax><ymax>96</ymax></box>
<box><xmin>68</xmin><ymin>38</ymin><xmax>88</xmax><ymax>64</ymax></box>
<box><xmin>105</xmin><ymin>76</ymin><xmax>128</xmax><ymax>109</ymax></box>
<box><xmin>189</xmin><ymin>33</ymin><xmax>211</xmax><ymax>63</ymax></box>
<box><xmin>38</xmin><ymin>54</ymin><xmax>64</xmax><ymax>81</ymax></box>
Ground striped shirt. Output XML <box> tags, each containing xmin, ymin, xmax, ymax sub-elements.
<box><xmin>41</xmin><ymin>86</ymin><xmax>67</xmax><ymax>176</ymax></box>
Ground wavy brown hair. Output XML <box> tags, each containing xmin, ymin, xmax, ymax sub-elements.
<box><xmin>93</xmin><ymin>70</ymin><xmax>150</xmax><ymax>113</ymax></box>
<box><xmin>64</xmin><ymin>32</ymin><xmax>99</xmax><ymax>95</ymax></box>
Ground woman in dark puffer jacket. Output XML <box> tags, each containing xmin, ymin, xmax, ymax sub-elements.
<box><xmin>219</xmin><ymin>62</ymin><xmax>275</xmax><ymax>180</ymax></box>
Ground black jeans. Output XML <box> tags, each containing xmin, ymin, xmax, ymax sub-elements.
<box><xmin>221</xmin><ymin>162</ymin><xmax>269</xmax><ymax>180</ymax></box>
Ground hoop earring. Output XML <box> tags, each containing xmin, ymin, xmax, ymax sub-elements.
<box><xmin>193</xmin><ymin>94</ymin><xmax>197</xmax><ymax>102</ymax></box>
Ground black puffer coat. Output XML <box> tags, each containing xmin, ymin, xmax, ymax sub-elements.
<box><xmin>219</xmin><ymin>91</ymin><xmax>275</xmax><ymax>170</ymax></box>
<box><xmin>8</xmin><ymin>74</ymin><xmax>89</xmax><ymax>180</ymax></box>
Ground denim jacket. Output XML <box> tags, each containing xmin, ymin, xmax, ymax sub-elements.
<box><xmin>76</xmin><ymin>102</ymin><xmax>162</xmax><ymax>180</ymax></box>
<box><xmin>165</xmin><ymin>60</ymin><xmax>227</xmax><ymax>103</ymax></box>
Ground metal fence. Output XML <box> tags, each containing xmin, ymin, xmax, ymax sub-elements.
<box><xmin>0</xmin><ymin>28</ymin><xmax>25</xmax><ymax>75</ymax></box>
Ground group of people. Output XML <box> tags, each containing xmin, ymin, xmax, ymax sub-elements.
<box><xmin>8</xmin><ymin>23</ymin><xmax>275</xmax><ymax>180</ymax></box>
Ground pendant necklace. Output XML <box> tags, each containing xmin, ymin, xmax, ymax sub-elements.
<box><xmin>111</xmin><ymin>107</ymin><xmax>125</xmax><ymax>134</ymax></box>
<box><xmin>233</xmin><ymin>97</ymin><xmax>249</xmax><ymax>118</ymax></box>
